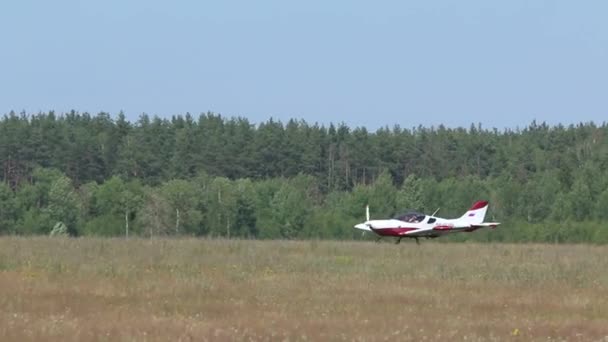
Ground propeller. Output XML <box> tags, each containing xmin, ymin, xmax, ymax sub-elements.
<box><xmin>360</xmin><ymin>205</ymin><xmax>370</xmax><ymax>238</ymax></box>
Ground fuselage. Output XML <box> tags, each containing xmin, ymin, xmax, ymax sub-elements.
<box><xmin>355</xmin><ymin>217</ymin><xmax>469</xmax><ymax>237</ymax></box>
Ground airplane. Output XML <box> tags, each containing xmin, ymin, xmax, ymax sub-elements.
<box><xmin>354</xmin><ymin>200</ymin><xmax>500</xmax><ymax>244</ymax></box>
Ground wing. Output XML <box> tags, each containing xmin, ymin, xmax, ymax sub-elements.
<box><xmin>469</xmin><ymin>222</ymin><xmax>501</xmax><ymax>229</ymax></box>
<box><xmin>401</xmin><ymin>225</ymin><xmax>462</xmax><ymax>237</ymax></box>
<box><xmin>401</xmin><ymin>227</ymin><xmax>440</xmax><ymax>237</ymax></box>
<box><xmin>402</xmin><ymin>222</ymin><xmax>501</xmax><ymax>237</ymax></box>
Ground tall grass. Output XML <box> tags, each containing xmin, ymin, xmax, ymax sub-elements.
<box><xmin>1</xmin><ymin>237</ymin><xmax>607</xmax><ymax>341</ymax></box>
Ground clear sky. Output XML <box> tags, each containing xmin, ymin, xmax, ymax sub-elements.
<box><xmin>1</xmin><ymin>1</ymin><xmax>607</xmax><ymax>130</ymax></box>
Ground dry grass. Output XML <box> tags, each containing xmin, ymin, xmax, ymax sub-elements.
<box><xmin>1</xmin><ymin>237</ymin><xmax>607</xmax><ymax>341</ymax></box>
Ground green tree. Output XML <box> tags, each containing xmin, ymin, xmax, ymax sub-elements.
<box><xmin>161</xmin><ymin>179</ymin><xmax>202</xmax><ymax>235</ymax></box>
<box><xmin>46</xmin><ymin>175</ymin><xmax>80</xmax><ymax>235</ymax></box>
<box><xmin>93</xmin><ymin>176</ymin><xmax>143</xmax><ymax>237</ymax></box>
<box><xmin>233</xmin><ymin>179</ymin><xmax>258</xmax><ymax>237</ymax></box>
<box><xmin>368</xmin><ymin>171</ymin><xmax>397</xmax><ymax>216</ymax></box>
<box><xmin>568</xmin><ymin>177</ymin><xmax>593</xmax><ymax>221</ymax></box>
<box><xmin>269</xmin><ymin>182</ymin><xmax>311</xmax><ymax>239</ymax></box>
<box><xmin>396</xmin><ymin>175</ymin><xmax>424</xmax><ymax>213</ymax></box>
<box><xmin>550</xmin><ymin>193</ymin><xmax>571</xmax><ymax>221</ymax></box>
<box><xmin>595</xmin><ymin>188</ymin><xmax>608</xmax><ymax>220</ymax></box>
<box><xmin>120</xmin><ymin>187</ymin><xmax>143</xmax><ymax>237</ymax></box>
<box><xmin>137</xmin><ymin>187</ymin><xmax>172</xmax><ymax>236</ymax></box>
<box><xmin>0</xmin><ymin>183</ymin><xmax>16</xmax><ymax>234</ymax></box>
<box><xmin>204</xmin><ymin>177</ymin><xmax>237</xmax><ymax>237</ymax></box>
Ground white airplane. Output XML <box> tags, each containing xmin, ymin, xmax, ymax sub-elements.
<box><xmin>354</xmin><ymin>201</ymin><xmax>500</xmax><ymax>244</ymax></box>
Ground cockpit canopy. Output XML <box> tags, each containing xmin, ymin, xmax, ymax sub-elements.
<box><xmin>394</xmin><ymin>211</ymin><xmax>426</xmax><ymax>223</ymax></box>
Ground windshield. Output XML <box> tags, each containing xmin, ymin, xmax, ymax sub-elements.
<box><xmin>394</xmin><ymin>212</ymin><xmax>426</xmax><ymax>223</ymax></box>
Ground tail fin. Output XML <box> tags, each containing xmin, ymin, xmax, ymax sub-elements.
<box><xmin>460</xmin><ymin>201</ymin><xmax>488</xmax><ymax>224</ymax></box>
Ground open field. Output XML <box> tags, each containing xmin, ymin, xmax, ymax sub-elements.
<box><xmin>1</xmin><ymin>238</ymin><xmax>607</xmax><ymax>341</ymax></box>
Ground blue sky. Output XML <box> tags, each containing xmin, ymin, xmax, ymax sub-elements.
<box><xmin>1</xmin><ymin>1</ymin><xmax>606</xmax><ymax>130</ymax></box>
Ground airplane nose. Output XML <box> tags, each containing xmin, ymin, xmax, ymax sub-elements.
<box><xmin>354</xmin><ymin>223</ymin><xmax>368</xmax><ymax>230</ymax></box>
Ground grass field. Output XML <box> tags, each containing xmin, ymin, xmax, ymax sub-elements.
<box><xmin>1</xmin><ymin>238</ymin><xmax>607</xmax><ymax>341</ymax></box>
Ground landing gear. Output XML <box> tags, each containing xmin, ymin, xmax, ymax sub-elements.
<box><xmin>376</xmin><ymin>236</ymin><xmax>383</xmax><ymax>243</ymax></box>
<box><xmin>394</xmin><ymin>237</ymin><xmax>420</xmax><ymax>245</ymax></box>
<box><xmin>393</xmin><ymin>237</ymin><xmax>421</xmax><ymax>245</ymax></box>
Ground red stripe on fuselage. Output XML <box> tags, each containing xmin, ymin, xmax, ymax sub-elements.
<box><xmin>370</xmin><ymin>227</ymin><xmax>418</xmax><ymax>236</ymax></box>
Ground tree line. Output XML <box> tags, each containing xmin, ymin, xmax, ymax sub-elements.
<box><xmin>1</xmin><ymin>111</ymin><xmax>607</xmax><ymax>242</ymax></box>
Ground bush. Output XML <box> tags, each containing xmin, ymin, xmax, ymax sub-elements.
<box><xmin>82</xmin><ymin>215</ymin><xmax>125</xmax><ymax>237</ymax></box>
